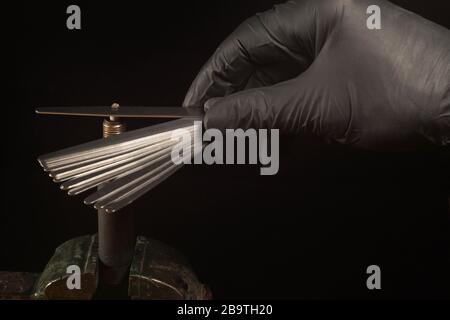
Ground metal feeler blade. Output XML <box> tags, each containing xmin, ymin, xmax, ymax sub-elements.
<box><xmin>59</xmin><ymin>128</ymin><xmax>199</xmax><ymax>191</ymax></box>
<box><xmin>37</xmin><ymin>117</ymin><xmax>203</xmax><ymax>211</ymax></box>
<box><xmin>67</xmin><ymin>152</ymin><xmax>172</xmax><ymax>196</ymax></box>
<box><xmin>66</xmin><ymin>138</ymin><xmax>195</xmax><ymax>196</ymax></box>
<box><xmin>50</xmin><ymin>140</ymin><xmax>173</xmax><ymax>182</ymax></box>
<box><xmin>46</xmin><ymin>125</ymin><xmax>196</xmax><ymax>173</ymax></box>
<box><xmin>61</xmin><ymin>143</ymin><xmax>175</xmax><ymax>191</ymax></box>
<box><xmin>40</xmin><ymin>125</ymin><xmax>194</xmax><ymax>170</ymax></box>
<box><xmin>38</xmin><ymin>118</ymin><xmax>198</xmax><ymax>167</ymax></box>
<box><xmin>85</xmin><ymin>140</ymin><xmax>195</xmax><ymax>206</ymax></box>
<box><xmin>36</xmin><ymin>106</ymin><xmax>203</xmax><ymax>119</ymax></box>
<box><xmin>50</xmin><ymin>128</ymin><xmax>195</xmax><ymax>182</ymax></box>
<box><xmin>103</xmin><ymin>143</ymin><xmax>203</xmax><ymax>213</ymax></box>
<box><xmin>84</xmin><ymin>157</ymin><xmax>169</xmax><ymax>205</ymax></box>
<box><xmin>92</xmin><ymin>160</ymin><xmax>174</xmax><ymax>209</ymax></box>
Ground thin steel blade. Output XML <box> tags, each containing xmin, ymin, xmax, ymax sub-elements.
<box><xmin>38</xmin><ymin>118</ymin><xmax>200</xmax><ymax>170</ymax></box>
<box><xmin>102</xmin><ymin>143</ymin><xmax>203</xmax><ymax>213</ymax></box>
<box><xmin>36</xmin><ymin>106</ymin><xmax>203</xmax><ymax>119</ymax></box>
<box><xmin>50</xmin><ymin>128</ymin><xmax>194</xmax><ymax>182</ymax></box>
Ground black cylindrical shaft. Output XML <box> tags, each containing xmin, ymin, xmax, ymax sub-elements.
<box><xmin>97</xmin><ymin>209</ymin><xmax>135</xmax><ymax>286</ymax></box>
<box><xmin>96</xmin><ymin>107</ymin><xmax>135</xmax><ymax>293</ymax></box>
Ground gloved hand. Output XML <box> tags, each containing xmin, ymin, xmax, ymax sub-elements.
<box><xmin>183</xmin><ymin>0</ymin><xmax>450</xmax><ymax>150</ymax></box>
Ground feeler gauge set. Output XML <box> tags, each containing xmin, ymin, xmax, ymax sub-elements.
<box><xmin>36</xmin><ymin>106</ymin><xmax>203</xmax><ymax>213</ymax></box>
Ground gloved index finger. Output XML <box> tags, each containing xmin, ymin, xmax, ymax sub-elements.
<box><xmin>183</xmin><ymin>15</ymin><xmax>267</xmax><ymax>108</ymax></box>
<box><xmin>183</xmin><ymin>3</ymin><xmax>312</xmax><ymax>109</ymax></box>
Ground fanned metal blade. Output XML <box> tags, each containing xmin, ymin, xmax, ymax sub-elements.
<box><xmin>50</xmin><ymin>128</ymin><xmax>194</xmax><ymax>182</ymax></box>
<box><xmin>36</xmin><ymin>106</ymin><xmax>203</xmax><ymax>119</ymax></box>
<box><xmin>38</xmin><ymin>118</ymin><xmax>199</xmax><ymax>170</ymax></box>
<box><xmin>37</xmin><ymin>117</ymin><xmax>202</xmax><ymax>212</ymax></box>
<box><xmin>101</xmin><ymin>143</ymin><xmax>203</xmax><ymax>213</ymax></box>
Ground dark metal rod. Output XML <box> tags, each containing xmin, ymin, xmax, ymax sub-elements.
<box><xmin>97</xmin><ymin>205</ymin><xmax>135</xmax><ymax>287</ymax></box>
<box><xmin>96</xmin><ymin>110</ymin><xmax>134</xmax><ymax>291</ymax></box>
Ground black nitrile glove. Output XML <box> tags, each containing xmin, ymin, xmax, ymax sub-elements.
<box><xmin>183</xmin><ymin>0</ymin><xmax>450</xmax><ymax>150</ymax></box>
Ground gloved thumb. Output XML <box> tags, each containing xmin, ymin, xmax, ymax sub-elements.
<box><xmin>203</xmin><ymin>82</ymin><xmax>293</xmax><ymax>132</ymax></box>
<box><xmin>203</xmin><ymin>75</ymin><xmax>354</xmax><ymax>145</ymax></box>
<box><xmin>202</xmin><ymin>75</ymin><xmax>327</xmax><ymax>136</ymax></box>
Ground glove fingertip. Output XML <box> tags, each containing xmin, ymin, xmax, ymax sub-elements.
<box><xmin>204</xmin><ymin>97</ymin><xmax>224</xmax><ymax>112</ymax></box>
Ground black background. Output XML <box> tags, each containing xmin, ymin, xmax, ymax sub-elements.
<box><xmin>5</xmin><ymin>0</ymin><xmax>450</xmax><ymax>299</ymax></box>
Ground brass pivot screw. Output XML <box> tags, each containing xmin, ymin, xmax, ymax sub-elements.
<box><xmin>103</xmin><ymin>103</ymin><xmax>126</xmax><ymax>138</ymax></box>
